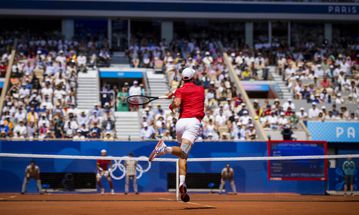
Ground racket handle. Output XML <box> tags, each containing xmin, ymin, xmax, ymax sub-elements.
<box><xmin>158</xmin><ymin>95</ymin><xmax>170</xmax><ymax>99</ymax></box>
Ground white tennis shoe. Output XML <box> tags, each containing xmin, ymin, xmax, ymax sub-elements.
<box><xmin>100</xmin><ymin>188</ymin><xmax>105</xmax><ymax>194</ymax></box>
<box><xmin>149</xmin><ymin>140</ymin><xmax>167</xmax><ymax>161</ymax></box>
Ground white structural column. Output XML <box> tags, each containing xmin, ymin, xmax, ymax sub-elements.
<box><xmin>324</xmin><ymin>23</ymin><xmax>332</xmax><ymax>44</ymax></box>
<box><xmin>161</xmin><ymin>21</ymin><xmax>173</xmax><ymax>43</ymax></box>
<box><xmin>62</xmin><ymin>19</ymin><xmax>74</xmax><ymax>40</ymax></box>
<box><xmin>245</xmin><ymin>22</ymin><xmax>253</xmax><ymax>48</ymax></box>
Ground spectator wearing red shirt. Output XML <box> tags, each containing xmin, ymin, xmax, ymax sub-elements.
<box><xmin>320</xmin><ymin>76</ymin><xmax>331</xmax><ymax>89</ymax></box>
<box><xmin>96</xmin><ymin>149</ymin><xmax>114</xmax><ymax>194</ymax></box>
<box><xmin>149</xmin><ymin>67</ymin><xmax>205</xmax><ymax>202</ymax></box>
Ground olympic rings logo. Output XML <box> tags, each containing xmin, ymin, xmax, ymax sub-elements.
<box><xmin>109</xmin><ymin>156</ymin><xmax>151</xmax><ymax>180</ymax></box>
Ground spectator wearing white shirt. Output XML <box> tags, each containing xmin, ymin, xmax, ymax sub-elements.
<box><xmin>13</xmin><ymin>120</ymin><xmax>27</xmax><ymax>139</ymax></box>
<box><xmin>128</xmin><ymin>80</ymin><xmax>142</xmax><ymax>111</ymax></box>
<box><xmin>14</xmin><ymin>107</ymin><xmax>26</xmax><ymax>123</ymax></box>
<box><xmin>267</xmin><ymin>112</ymin><xmax>279</xmax><ymax>129</ymax></box>
<box><xmin>77</xmin><ymin>111</ymin><xmax>88</xmax><ymax>126</ymax></box>
<box><xmin>278</xmin><ymin>112</ymin><xmax>289</xmax><ymax>128</ymax></box>
<box><xmin>140</xmin><ymin>122</ymin><xmax>155</xmax><ymax>140</ymax></box>
<box><xmin>283</xmin><ymin>99</ymin><xmax>295</xmax><ymax>111</ymax></box>
<box><xmin>215</xmin><ymin>110</ymin><xmax>227</xmax><ymax>127</ymax></box>
<box><xmin>296</xmin><ymin>107</ymin><xmax>308</xmax><ymax>120</ymax></box>
<box><xmin>308</xmin><ymin>103</ymin><xmax>320</xmax><ymax>119</ymax></box>
<box><xmin>41</xmin><ymin>82</ymin><xmax>53</xmax><ymax>99</ymax></box>
<box><xmin>335</xmin><ymin>93</ymin><xmax>344</xmax><ymax>104</ymax></box>
<box><xmin>64</xmin><ymin>113</ymin><xmax>79</xmax><ymax>138</ymax></box>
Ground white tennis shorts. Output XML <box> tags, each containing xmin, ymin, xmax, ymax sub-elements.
<box><xmin>176</xmin><ymin>118</ymin><xmax>201</xmax><ymax>144</ymax></box>
<box><xmin>96</xmin><ymin>170</ymin><xmax>111</xmax><ymax>180</ymax></box>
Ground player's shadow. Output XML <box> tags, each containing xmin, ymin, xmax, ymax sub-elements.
<box><xmin>183</xmin><ymin>206</ymin><xmax>216</xmax><ymax>210</ymax></box>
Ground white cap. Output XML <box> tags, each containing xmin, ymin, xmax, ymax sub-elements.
<box><xmin>182</xmin><ymin>68</ymin><xmax>195</xmax><ymax>80</ymax></box>
<box><xmin>322</xmin><ymin>106</ymin><xmax>326</xmax><ymax>109</ymax></box>
<box><xmin>134</xmin><ymin>80</ymin><xmax>138</xmax><ymax>84</ymax></box>
<box><xmin>300</xmin><ymin>107</ymin><xmax>304</xmax><ymax>110</ymax></box>
<box><xmin>143</xmin><ymin>122</ymin><xmax>148</xmax><ymax>127</ymax></box>
<box><xmin>101</xmin><ymin>149</ymin><xmax>107</xmax><ymax>153</ymax></box>
<box><xmin>312</xmin><ymin>102</ymin><xmax>317</xmax><ymax>105</ymax></box>
<box><xmin>205</xmin><ymin>51</ymin><xmax>210</xmax><ymax>55</ymax></box>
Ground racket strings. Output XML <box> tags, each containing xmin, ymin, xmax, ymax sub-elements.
<box><xmin>127</xmin><ymin>95</ymin><xmax>150</xmax><ymax>105</ymax></box>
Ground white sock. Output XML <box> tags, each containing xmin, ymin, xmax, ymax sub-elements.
<box><xmin>179</xmin><ymin>175</ymin><xmax>186</xmax><ymax>186</ymax></box>
<box><xmin>165</xmin><ymin>146</ymin><xmax>173</xmax><ymax>154</ymax></box>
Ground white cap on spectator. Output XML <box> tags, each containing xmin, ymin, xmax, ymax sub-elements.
<box><xmin>210</xmin><ymin>80</ymin><xmax>215</xmax><ymax>84</ymax></box>
<box><xmin>254</xmin><ymin>99</ymin><xmax>258</xmax><ymax>103</ymax></box>
<box><xmin>143</xmin><ymin>122</ymin><xmax>148</xmax><ymax>127</ymax></box>
<box><xmin>101</xmin><ymin>149</ymin><xmax>107</xmax><ymax>153</ymax></box>
<box><xmin>288</xmin><ymin>98</ymin><xmax>292</xmax><ymax>102</ymax></box>
<box><xmin>205</xmin><ymin>51</ymin><xmax>210</xmax><ymax>55</ymax></box>
<box><xmin>249</xmin><ymin>124</ymin><xmax>254</xmax><ymax>127</ymax></box>
<box><xmin>322</xmin><ymin>106</ymin><xmax>326</xmax><ymax>109</ymax></box>
<box><xmin>105</xmin><ymin>102</ymin><xmax>109</xmax><ymax>106</ymax></box>
<box><xmin>231</xmin><ymin>53</ymin><xmax>235</xmax><ymax>57</ymax></box>
<box><xmin>134</xmin><ymin>80</ymin><xmax>138</xmax><ymax>85</ymax></box>
<box><xmin>208</xmin><ymin>133</ymin><xmax>213</xmax><ymax>137</ymax></box>
<box><xmin>300</xmin><ymin>107</ymin><xmax>304</xmax><ymax>110</ymax></box>
<box><xmin>312</xmin><ymin>102</ymin><xmax>317</xmax><ymax>106</ymax></box>
<box><xmin>182</xmin><ymin>68</ymin><xmax>195</xmax><ymax>80</ymax></box>
<box><xmin>280</xmin><ymin>112</ymin><xmax>285</xmax><ymax>116</ymax></box>
<box><xmin>337</xmin><ymin>93</ymin><xmax>341</xmax><ymax>97</ymax></box>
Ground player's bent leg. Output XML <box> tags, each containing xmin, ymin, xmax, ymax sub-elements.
<box><xmin>21</xmin><ymin>177</ymin><xmax>29</xmax><ymax>194</ymax></box>
<box><xmin>219</xmin><ymin>179</ymin><xmax>225</xmax><ymax>194</ymax></box>
<box><xmin>230</xmin><ymin>179</ymin><xmax>237</xmax><ymax>194</ymax></box>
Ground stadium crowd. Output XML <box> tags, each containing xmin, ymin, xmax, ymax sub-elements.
<box><xmin>135</xmin><ymin>38</ymin><xmax>258</xmax><ymax>141</ymax></box>
<box><xmin>0</xmin><ymin>32</ymin><xmax>116</xmax><ymax>140</ymax></box>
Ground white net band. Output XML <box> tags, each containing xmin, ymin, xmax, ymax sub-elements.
<box><xmin>1</xmin><ymin>153</ymin><xmax>359</xmax><ymax>162</ymax></box>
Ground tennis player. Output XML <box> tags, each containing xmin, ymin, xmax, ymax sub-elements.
<box><xmin>149</xmin><ymin>67</ymin><xmax>205</xmax><ymax>202</ymax></box>
<box><xmin>96</xmin><ymin>149</ymin><xmax>115</xmax><ymax>194</ymax></box>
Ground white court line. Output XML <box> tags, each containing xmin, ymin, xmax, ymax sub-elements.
<box><xmin>158</xmin><ymin>197</ymin><xmax>216</xmax><ymax>208</ymax></box>
<box><xmin>0</xmin><ymin>195</ymin><xmax>16</xmax><ymax>201</ymax></box>
<box><xmin>184</xmin><ymin>201</ymin><xmax>216</xmax><ymax>208</ymax></box>
<box><xmin>158</xmin><ymin>198</ymin><xmax>173</xmax><ymax>201</ymax></box>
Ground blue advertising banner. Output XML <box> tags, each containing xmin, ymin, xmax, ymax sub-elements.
<box><xmin>0</xmin><ymin>140</ymin><xmax>325</xmax><ymax>194</ymax></box>
<box><xmin>307</xmin><ymin>121</ymin><xmax>359</xmax><ymax>143</ymax></box>
<box><xmin>99</xmin><ymin>71</ymin><xmax>143</xmax><ymax>78</ymax></box>
<box><xmin>242</xmin><ymin>84</ymin><xmax>270</xmax><ymax>92</ymax></box>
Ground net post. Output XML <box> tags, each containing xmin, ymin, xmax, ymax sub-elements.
<box><xmin>176</xmin><ymin>158</ymin><xmax>179</xmax><ymax>201</ymax></box>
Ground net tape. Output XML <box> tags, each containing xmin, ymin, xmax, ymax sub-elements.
<box><xmin>1</xmin><ymin>153</ymin><xmax>359</xmax><ymax>162</ymax></box>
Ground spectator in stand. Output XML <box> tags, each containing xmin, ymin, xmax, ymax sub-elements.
<box><xmin>308</xmin><ymin>103</ymin><xmax>320</xmax><ymax>119</ymax></box>
<box><xmin>281</xmin><ymin>125</ymin><xmax>294</xmax><ymax>140</ymax></box>
<box><xmin>140</xmin><ymin>122</ymin><xmax>155</xmax><ymax>140</ymax></box>
<box><xmin>90</xmin><ymin>122</ymin><xmax>102</xmax><ymax>139</ymax></box>
<box><xmin>128</xmin><ymin>80</ymin><xmax>142</xmax><ymax>111</ymax></box>
<box><xmin>117</xmin><ymin>82</ymin><xmax>129</xmax><ymax>112</ymax></box>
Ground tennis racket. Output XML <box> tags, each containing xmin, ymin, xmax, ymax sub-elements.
<box><xmin>126</xmin><ymin>95</ymin><xmax>169</xmax><ymax>105</ymax></box>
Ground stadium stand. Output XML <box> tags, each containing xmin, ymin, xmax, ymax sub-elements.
<box><xmin>0</xmin><ymin>32</ymin><xmax>116</xmax><ymax>140</ymax></box>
